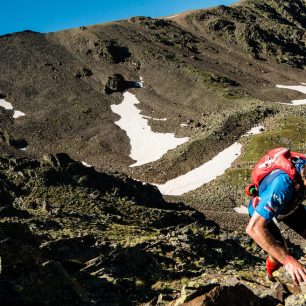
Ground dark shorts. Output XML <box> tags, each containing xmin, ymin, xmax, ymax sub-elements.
<box><xmin>268</xmin><ymin>204</ymin><xmax>306</xmax><ymax>245</ymax></box>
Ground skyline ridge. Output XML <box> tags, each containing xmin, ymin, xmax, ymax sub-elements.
<box><xmin>0</xmin><ymin>0</ymin><xmax>234</xmax><ymax>35</ymax></box>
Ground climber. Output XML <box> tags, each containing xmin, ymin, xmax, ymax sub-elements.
<box><xmin>245</xmin><ymin>147</ymin><xmax>306</xmax><ymax>284</ymax></box>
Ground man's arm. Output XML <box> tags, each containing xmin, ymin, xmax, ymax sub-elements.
<box><xmin>246</xmin><ymin>212</ymin><xmax>288</xmax><ymax>262</ymax></box>
<box><xmin>246</xmin><ymin>212</ymin><xmax>306</xmax><ymax>284</ymax></box>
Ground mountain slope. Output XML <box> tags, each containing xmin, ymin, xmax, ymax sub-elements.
<box><xmin>0</xmin><ymin>0</ymin><xmax>305</xmax><ymax>183</ymax></box>
<box><xmin>0</xmin><ymin>153</ymin><xmax>268</xmax><ymax>305</ymax></box>
<box><xmin>1</xmin><ymin>1</ymin><xmax>306</xmax><ymax>304</ymax></box>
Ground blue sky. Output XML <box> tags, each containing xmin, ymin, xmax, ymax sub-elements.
<box><xmin>0</xmin><ymin>0</ymin><xmax>235</xmax><ymax>35</ymax></box>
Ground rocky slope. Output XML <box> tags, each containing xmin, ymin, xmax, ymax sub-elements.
<box><xmin>1</xmin><ymin>0</ymin><xmax>306</xmax><ymax>304</ymax></box>
<box><xmin>1</xmin><ymin>153</ymin><xmax>305</xmax><ymax>305</ymax></box>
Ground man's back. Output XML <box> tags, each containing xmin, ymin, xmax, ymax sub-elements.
<box><xmin>248</xmin><ymin>169</ymin><xmax>295</xmax><ymax>220</ymax></box>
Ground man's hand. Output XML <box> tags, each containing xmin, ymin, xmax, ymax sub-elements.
<box><xmin>246</xmin><ymin>213</ymin><xmax>306</xmax><ymax>284</ymax></box>
<box><xmin>283</xmin><ymin>256</ymin><xmax>306</xmax><ymax>284</ymax></box>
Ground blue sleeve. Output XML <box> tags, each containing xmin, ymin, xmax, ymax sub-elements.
<box><xmin>254</xmin><ymin>174</ymin><xmax>294</xmax><ymax>221</ymax></box>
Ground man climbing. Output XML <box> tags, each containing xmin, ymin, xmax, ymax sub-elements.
<box><xmin>245</xmin><ymin>147</ymin><xmax>306</xmax><ymax>284</ymax></box>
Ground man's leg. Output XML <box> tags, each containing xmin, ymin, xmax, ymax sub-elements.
<box><xmin>266</xmin><ymin>220</ymin><xmax>286</xmax><ymax>280</ymax></box>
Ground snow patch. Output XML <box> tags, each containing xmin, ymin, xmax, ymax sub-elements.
<box><xmin>276</xmin><ymin>84</ymin><xmax>306</xmax><ymax>105</ymax></box>
<box><xmin>82</xmin><ymin>161</ymin><xmax>92</xmax><ymax>168</ymax></box>
<box><xmin>243</xmin><ymin>125</ymin><xmax>264</xmax><ymax>136</ymax></box>
<box><xmin>135</xmin><ymin>77</ymin><xmax>144</xmax><ymax>88</ymax></box>
<box><xmin>155</xmin><ymin>142</ymin><xmax>242</xmax><ymax>196</ymax></box>
<box><xmin>0</xmin><ymin>99</ymin><xmax>26</xmax><ymax>118</ymax></box>
<box><xmin>143</xmin><ymin>115</ymin><xmax>167</xmax><ymax>121</ymax></box>
<box><xmin>180</xmin><ymin>123</ymin><xmax>189</xmax><ymax>127</ymax></box>
<box><xmin>155</xmin><ymin>126</ymin><xmax>265</xmax><ymax>196</ymax></box>
<box><xmin>276</xmin><ymin>84</ymin><xmax>306</xmax><ymax>94</ymax></box>
<box><xmin>0</xmin><ymin>99</ymin><xmax>13</xmax><ymax>110</ymax></box>
<box><xmin>234</xmin><ymin>206</ymin><xmax>249</xmax><ymax>215</ymax></box>
<box><xmin>278</xmin><ymin>100</ymin><xmax>306</xmax><ymax>106</ymax></box>
<box><xmin>291</xmin><ymin>99</ymin><xmax>306</xmax><ymax>105</ymax></box>
<box><xmin>13</xmin><ymin>110</ymin><xmax>26</xmax><ymax>119</ymax></box>
<box><xmin>111</xmin><ymin>91</ymin><xmax>189</xmax><ymax>167</ymax></box>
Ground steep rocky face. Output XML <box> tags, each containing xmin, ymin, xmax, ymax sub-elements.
<box><xmin>0</xmin><ymin>153</ymin><xmax>276</xmax><ymax>305</ymax></box>
<box><xmin>1</xmin><ymin>154</ymin><xmax>305</xmax><ymax>305</ymax></box>
<box><xmin>185</xmin><ymin>0</ymin><xmax>306</xmax><ymax>68</ymax></box>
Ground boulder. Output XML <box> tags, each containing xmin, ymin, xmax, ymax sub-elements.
<box><xmin>103</xmin><ymin>40</ymin><xmax>131</xmax><ymax>63</ymax></box>
<box><xmin>270</xmin><ymin>282</ymin><xmax>290</xmax><ymax>304</ymax></box>
<box><xmin>105</xmin><ymin>73</ymin><xmax>126</xmax><ymax>93</ymax></box>
<box><xmin>0</xmin><ymin>131</ymin><xmax>27</xmax><ymax>149</ymax></box>
<box><xmin>183</xmin><ymin>284</ymin><xmax>278</xmax><ymax>306</ymax></box>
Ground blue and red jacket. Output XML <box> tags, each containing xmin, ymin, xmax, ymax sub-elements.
<box><xmin>248</xmin><ymin>158</ymin><xmax>306</xmax><ymax>221</ymax></box>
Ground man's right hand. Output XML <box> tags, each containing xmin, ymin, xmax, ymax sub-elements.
<box><xmin>283</xmin><ymin>256</ymin><xmax>306</xmax><ymax>284</ymax></box>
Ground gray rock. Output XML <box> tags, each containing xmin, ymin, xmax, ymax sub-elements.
<box><xmin>270</xmin><ymin>282</ymin><xmax>289</xmax><ymax>304</ymax></box>
<box><xmin>285</xmin><ymin>294</ymin><xmax>306</xmax><ymax>306</ymax></box>
<box><xmin>105</xmin><ymin>73</ymin><xmax>125</xmax><ymax>93</ymax></box>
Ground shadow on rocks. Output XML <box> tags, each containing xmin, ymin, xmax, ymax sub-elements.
<box><xmin>183</xmin><ymin>283</ymin><xmax>279</xmax><ymax>306</ymax></box>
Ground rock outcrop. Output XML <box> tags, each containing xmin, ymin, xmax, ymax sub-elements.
<box><xmin>186</xmin><ymin>0</ymin><xmax>306</xmax><ymax>68</ymax></box>
<box><xmin>0</xmin><ymin>153</ymin><xmax>283</xmax><ymax>305</ymax></box>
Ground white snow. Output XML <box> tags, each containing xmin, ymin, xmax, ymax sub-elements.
<box><xmin>180</xmin><ymin>123</ymin><xmax>189</xmax><ymax>127</ymax></box>
<box><xmin>20</xmin><ymin>147</ymin><xmax>27</xmax><ymax>151</ymax></box>
<box><xmin>243</xmin><ymin>125</ymin><xmax>264</xmax><ymax>136</ymax></box>
<box><xmin>82</xmin><ymin>161</ymin><xmax>92</xmax><ymax>168</ymax></box>
<box><xmin>135</xmin><ymin>77</ymin><xmax>144</xmax><ymax>88</ymax></box>
<box><xmin>0</xmin><ymin>99</ymin><xmax>13</xmax><ymax>110</ymax></box>
<box><xmin>291</xmin><ymin>99</ymin><xmax>306</xmax><ymax>105</ymax></box>
<box><xmin>278</xmin><ymin>100</ymin><xmax>306</xmax><ymax>106</ymax></box>
<box><xmin>276</xmin><ymin>84</ymin><xmax>306</xmax><ymax>105</ymax></box>
<box><xmin>154</xmin><ymin>118</ymin><xmax>167</xmax><ymax>121</ymax></box>
<box><xmin>13</xmin><ymin>110</ymin><xmax>26</xmax><ymax>119</ymax></box>
<box><xmin>155</xmin><ymin>142</ymin><xmax>242</xmax><ymax>196</ymax></box>
<box><xmin>155</xmin><ymin>126</ymin><xmax>265</xmax><ymax>196</ymax></box>
<box><xmin>111</xmin><ymin>91</ymin><xmax>189</xmax><ymax>167</ymax></box>
<box><xmin>233</xmin><ymin>206</ymin><xmax>249</xmax><ymax>215</ymax></box>
<box><xmin>276</xmin><ymin>84</ymin><xmax>306</xmax><ymax>94</ymax></box>
<box><xmin>143</xmin><ymin>115</ymin><xmax>167</xmax><ymax>121</ymax></box>
<box><xmin>0</xmin><ymin>99</ymin><xmax>26</xmax><ymax>118</ymax></box>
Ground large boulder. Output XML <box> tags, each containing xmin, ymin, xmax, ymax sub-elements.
<box><xmin>105</xmin><ymin>73</ymin><xmax>126</xmax><ymax>93</ymax></box>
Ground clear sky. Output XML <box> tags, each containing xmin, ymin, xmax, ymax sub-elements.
<box><xmin>0</xmin><ymin>0</ymin><xmax>235</xmax><ymax>36</ymax></box>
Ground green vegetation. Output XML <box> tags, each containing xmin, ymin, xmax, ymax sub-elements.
<box><xmin>242</xmin><ymin>116</ymin><xmax>306</xmax><ymax>162</ymax></box>
<box><xmin>104</xmin><ymin>224</ymin><xmax>159</xmax><ymax>246</ymax></box>
<box><xmin>223</xmin><ymin>168</ymin><xmax>251</xmax><ymax>189</ymax></box>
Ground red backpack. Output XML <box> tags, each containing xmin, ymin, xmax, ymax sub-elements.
<box><xmin>246</xmin><ymin>147</ymin><xmax>306</xmax><ymax>196</ymax></box>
